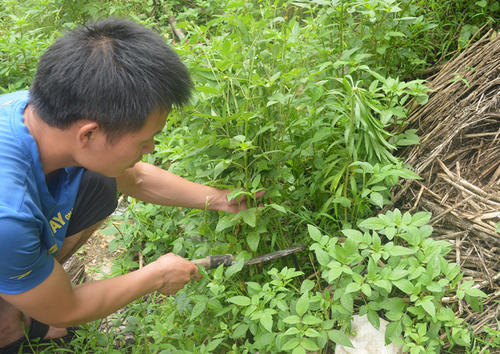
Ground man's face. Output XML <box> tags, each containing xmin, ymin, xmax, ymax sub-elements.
<box><xmin>84</xmin><ymin>110</ymin><xmax>167</xmax><ymax>177</ymax></box>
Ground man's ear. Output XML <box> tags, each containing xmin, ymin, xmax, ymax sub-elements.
<box><xmin>76</xmin><ymin>121</ymin><xmax>101</xmax><ymax>148</ymax></box>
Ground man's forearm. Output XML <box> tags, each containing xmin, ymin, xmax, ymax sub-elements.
<box><xmin>1</xmin><ymin>254</ymin><xmax>197</xmax><ymax>328</ymax></box>
<box><xmin>117</xmin><ymin>162</ymin><xmax>226</xmax><ymax>210</ymax></box>
<box><xmin>53</xmin><ymin>264</ymin><xmax>161</xmax><ymax>327</ymax></box>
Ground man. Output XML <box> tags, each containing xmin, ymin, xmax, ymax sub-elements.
<box><xmin>0</xmin><ymin>18</ymin><xmax>254</xmax><ymax>352</ymax></box>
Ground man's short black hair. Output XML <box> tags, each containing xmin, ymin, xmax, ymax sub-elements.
<box><xmin>29</xmin><ymin>18</ymin><xmax>192</xmax><ymax>141</ymax></box>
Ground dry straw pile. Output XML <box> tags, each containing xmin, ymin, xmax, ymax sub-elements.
<box><xmin>393</xmin><ymin>29</ymin><xmax>499</xmax><ymax>335</ymax></box>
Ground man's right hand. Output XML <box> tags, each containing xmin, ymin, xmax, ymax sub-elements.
<box><xmin>148</xmin><ymin>253</ymin><xmax>201</xmax><ymax>295</ymax></box>
<box><xmin>1</xmin><ymin>253</ymin><xmax>201</xmax><ymax>329</ymax></box>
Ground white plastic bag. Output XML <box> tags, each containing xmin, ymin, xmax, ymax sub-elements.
<box><xmin>334</xmin><ymin>315</ymin><xmax>402</xmax><ymax>354</ymax></box>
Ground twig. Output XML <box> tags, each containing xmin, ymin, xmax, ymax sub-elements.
<box><xmin>139</xmin><ymin>250</ymin><xmax>144</xmax><ymax>269</ymax></box>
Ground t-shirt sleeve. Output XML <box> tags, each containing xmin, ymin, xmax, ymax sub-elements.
<box><xmin>0</xmin><ymin>209</ymin><xmax>54</xmax><ymax>294</ymax></box>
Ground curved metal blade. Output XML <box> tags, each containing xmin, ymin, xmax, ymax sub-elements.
<box><xmin>244</xmin><ymin>244</ymin><xmax>306</xmax><ymax>266</ymax></box>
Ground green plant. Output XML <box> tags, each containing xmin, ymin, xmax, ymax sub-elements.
<box><xmin>308</xmin><ymin>209</ymin><xmax>486</xmax><ymax>353</ymax></box>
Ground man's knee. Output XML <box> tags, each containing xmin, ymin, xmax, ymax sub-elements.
<box><xmin>56</xmin><ymin>219</ymin><xmax>106</xmax><ymax>264</ymax></box>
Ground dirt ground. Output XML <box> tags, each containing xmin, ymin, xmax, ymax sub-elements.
<box><xmin>64</xmin><ymin>223</ymin><xmax>122</xmax><ymax>283</ymax></box>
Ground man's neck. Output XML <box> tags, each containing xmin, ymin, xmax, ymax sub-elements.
<box><xmin>23</xmin><ymin>105</ymin><xmax>78</xmax><ymax>175</ymax></box>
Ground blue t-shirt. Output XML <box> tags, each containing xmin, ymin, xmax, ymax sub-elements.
<box><xmin>0</xmin><ymin>91</ymin><xmax>84</xmax><ymax>294</ymax></box>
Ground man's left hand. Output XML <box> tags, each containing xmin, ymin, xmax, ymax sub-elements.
<box><xmin>212</xmin><ymin>189</ymin><xmax>266</xmax><ymax>213</ymax></box>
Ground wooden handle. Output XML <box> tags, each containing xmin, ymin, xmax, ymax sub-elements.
<box><xmin>193</xmin><ymin>254</ymin><xmax>235</xmax><ymax>269</ymax></box>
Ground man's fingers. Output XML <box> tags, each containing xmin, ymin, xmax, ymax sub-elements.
<box><xmin>255</xmin><ymin>190</ymin><xmax>267</xmax><ymax>199</ymax></box>
<box><xmin>189</xmin><ymin>261</ymin><xmax>202</xmax><ymax>280</ymax></box>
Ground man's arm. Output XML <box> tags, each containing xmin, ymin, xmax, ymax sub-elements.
<box><xmin>116</xmin><ymin>162</ymin><xmax>252</xmax><ymax>213</ymax></box>
<box><xmin>0</xmin><ymin>254</ymin><xmax>198</xmax><ymax>328</ymax></box>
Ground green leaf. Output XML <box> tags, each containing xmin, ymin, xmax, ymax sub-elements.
<box><xmin>464</xmin><ymin>287</ymin><xmax>488</xmax><ymax>298</ymax></box>
<box><xmin>426</xmin><ymin>282</ymin><xmax>443</xmax><ymax>293</ymax></box>
<box><xmin>225</xmin><ymin>259</ymin><xmax>244</xmax><ymax>278</ymax></box>
<box><xmin>361</xmin><ymin>284</ymin><xmax>372</xmax><ymax>297</ymax></box>
<box><xmin>300</xmin><ymin>279</ymin><xmax>315</xmax><ymax>293</ymax></box>
<box><xmin>269</xmin><ymin>203</ymin><xmax>287</xmax><ymax>213</ymax></box>
<box><xmin>246</xmin><ymin>231</ymin><xmax>260</xmax><ymax>252</ymax></box>
<box><xmin>215</xmin><ymin>215</ymin><xmax>236</xmax><ymax>232</ymax></box>
<box><xmin>304</xmin><ymin>328</ymin><xmax>321</xmax><ymax>338</ymax></box>
<box><xmin>345</xmin><ymin>282</ymin><xmax>361</xmax><ymax>294</ymax></box>
<box><xmin>240</xmin><ymin>209</ymin><xmax>256</xmax><ymax>227</ymax></box>
<box><xmin>370</xmin><ymin>192</ymin><xmax>384</xmax><ymax>208</ymax></box>
<box><xmin>227</xmin><ymin>296</ymin><xmax>251</xmax><ymax>306</ymax></box>
<box><xmin>393</xmin><ymin>279</ymin><xmax>414</xmax><ymax>294</ymax></box>
<box><xmin>367</xmin><ymin>310</ymin><xmax>380</xmax><ymax>329</ymax></box>
<box><xmin>342</xmin><ymin>229</ymin><xmax>364</xmax><ymax>243</ymax></box>
<box><xmin>281</xmin><ymin>338</ymin><xmax>300</xmax><ymax>351</ymax></box>
<box><xmin>328</xmin><ymin>330</ymin><xmax>354</xmax><ymax>348</ymax></box>
<box><xmin>314</xmin><ymin>248</ymin><xmax>330</xmax><ymax>266</ymax></box>
<box><xmin>232</xmin><ymin>323</ymin><xmax>248</xmax><ymax>339</ymax></box>
<box><xmin>296</xmin><ymin>293</ymin><xmax>309</xmax><ymax>317</ymax></box>
<box><xmin>206</xmin><ymin>338</ymin><xmax>223</xmax><ymax>351</ymax></box>
<box><xmin>385</xmin><ymin>321</ymin><xmax>402</xmax><ymax>344</ymax></box>
<box><xmin>359</xmin><ymin>217</ymin><xmax>386</xmax><ymax>230</ymax></box>
<box><xmin>292</xmin><ymin>345</ymin><xmax>306</xmax><ymax>354</ymax></box>
<box><xmin>388</xmin><ymin>245</ymin><xmax>415</xmax><ymax>256</ymax></box>
<box><xmin>189</xmin><ymin>301</ymin><xmax>206</xmax><ymax>321</ymax></box>
<box><xmin>387</xmin><ymin>268</ymin><xmax>409</xmax><ymax>281</ymax></box>
<box><xmin>374</xmin><ymin>279</ymin><xmax>392</xmax><ymax>293</ymax></box>
<box><xmin>283</xmin><ymin>315</ymin><xmax>301</xmax><ymax>325</ymax></box>
<box><xmin>418</xmin><ymin>299</ymin><xmax>436</xmax><ymax>317</ymax></box>
<box><xmin>411</xmin><ymin>212</ymin><xmax>432</xmax><ymax>227</ymax></box>
<box><xmin>302</xmin><ymin>314</ymin><xmax>323</xmax><ymax>325</ymax></box>
<box><xmin>308</xmin><ymin>224</ymin><xmax>322</xmax><ymax>242</ymax></box>
<box><xmin>384</xmin><ymin>226</ymin><xmax>396</xmax><ymax>240</ymax></box>
<box><xmin>260</xmin><ymin>314</ymin><xmax>273</xmax><ymax>332</ymax></box>
<box><xmin>301</xmin><ymin>337</ymin><xmax>320</xmax><ymax>350</ymax></box>
<box><xmin>284</xmin><ymin>327</ymin><xmax>301</xmax><ymax>336</ymax></box>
